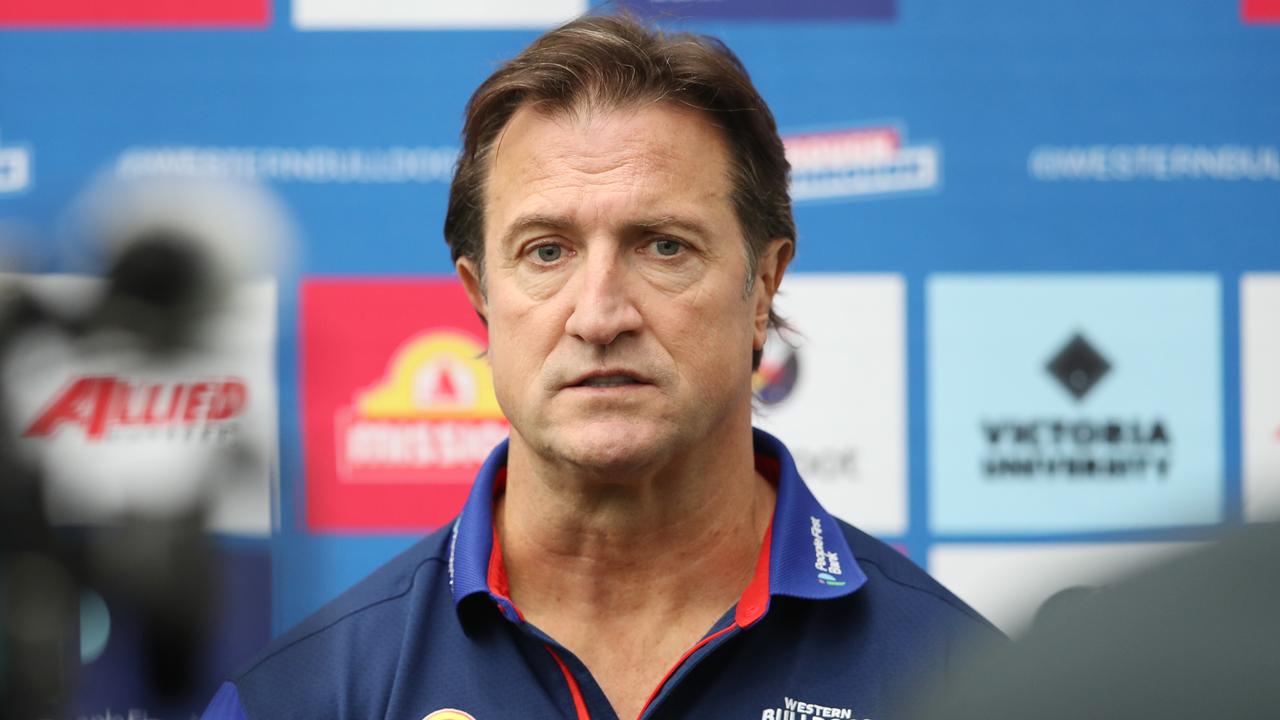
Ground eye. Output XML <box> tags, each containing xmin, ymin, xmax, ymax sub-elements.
<box><xmin>650</xmin><ymin>238</ymin><xmax>683</xmax><ymax>257</ymax></box>
<box><xmin>532</xmin><ymin>244</ymin><xmax>563</xmax><ymax>263</ymax></box>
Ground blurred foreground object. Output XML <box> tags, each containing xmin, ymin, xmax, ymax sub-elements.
<box><xmin>909</xmin><ymin>522</ymin><xmax>1280</xmax><ymax>720</ymax></box>
<box><xmin>0</xmin><ymin>177</ymin><xmax>286</xmax><ymax>718</ymax></box>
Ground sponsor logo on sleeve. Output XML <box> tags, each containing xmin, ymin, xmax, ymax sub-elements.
<box><xmin>784</xmin><ymin>124</ymin><xmax>940</xmax><ymax>202</ymax></box>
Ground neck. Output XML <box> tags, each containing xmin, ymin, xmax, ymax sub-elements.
<box><xmin>495</xmin><ymin>424</ymin><xmax>774</xmax><ymax>621</ymax></box>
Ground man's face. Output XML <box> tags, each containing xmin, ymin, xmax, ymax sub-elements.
<box><xmin>458</xmin><ymin>102</ymin><xmax>787</xmax><ymax>472</ymax></box>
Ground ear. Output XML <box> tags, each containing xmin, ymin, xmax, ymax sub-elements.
<box><xmin>752</xmin><ymin>238</ymin><xmax>794</xmax><ymax>349</ymax></box>
<box><xmin>455</xmin><ymin>255</ymin><xmax>488</xmax><ymax>327</ymax></box>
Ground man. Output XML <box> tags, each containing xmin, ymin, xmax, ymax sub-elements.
<box><xmin>204</xmin><ymin>14</ymin><xmax>998</xmax><ymax>720</ymax></box>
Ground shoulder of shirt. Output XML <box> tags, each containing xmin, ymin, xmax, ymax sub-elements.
<box><xmin>836</xmin><ymin>518</ymin><xmax>1003</xmax><ymax>636</ymax></box>
<box><xmin>231</xmin><ymin>522</ymin><xmax>455</xmax><ymax>681</ymax></box>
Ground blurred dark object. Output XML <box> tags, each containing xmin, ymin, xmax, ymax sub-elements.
<box><xmin>0</xmin><ymin>226</ymin><xmax>224</xmax><ymax>719</ymax></box>
<box><xmin>909</xmin><ymin>522</ymin><xmax>1280</xmax><ymax>720</ymax></box>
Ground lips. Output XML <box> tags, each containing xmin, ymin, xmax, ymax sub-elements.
<box><xmin>578</xmin><ymin>375</ymin><xmax>641</xmax><ymax>388</ymax></box>
<box><xmin>566</xmin><ymin>369</ymin><xmax>651</xmax><ymax>389</ymax></box>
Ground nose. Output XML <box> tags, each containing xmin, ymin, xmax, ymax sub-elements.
<box><xmin>563</xmin><ymin>251</ymin><xmax>643</xmax><ymax>347</ymax></box>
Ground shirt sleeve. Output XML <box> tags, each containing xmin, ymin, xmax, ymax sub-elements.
<box><xmin>201</xmin><ymin>681</ymin><xmax>249</xmax><ymax>720</ymax></box>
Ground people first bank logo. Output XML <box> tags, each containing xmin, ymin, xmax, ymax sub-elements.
<box><xmin>784</xmin><ymin>123</ymin><xmax>940</xmax><ymax>202</ymax></box>
<box><xmin>303</xmin><ymin>280</ymin><xmax>507</xmax><ymax>531</ymax></box>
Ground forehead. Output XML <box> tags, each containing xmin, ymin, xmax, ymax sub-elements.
<box><xmin>482</xmin><ymin>102</ymin><xmax>737</xmax><ymax>241</ymax></box>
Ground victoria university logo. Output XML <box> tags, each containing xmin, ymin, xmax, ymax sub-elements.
<box><xmin>980</xmin><ymin>332</ymin><xmax>1171</xmax><ymax>481</ymax></box>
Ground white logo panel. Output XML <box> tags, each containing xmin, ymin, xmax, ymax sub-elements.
<box><xmin>1242</xmin><ymin>273</ymin><xmax>1280</xmax><ymax>522</ymax></box>
<box><xmin>0</xmin><ymin>136</ymin><xmax>32</xmax><ymax>194</ymax></box>
<box><xmin>2</xmin><ymin>274</ymin><xmax>278</xmax><ymax>536</ymax></box>
<box><xmin>929</xmin><ymin>542</ymin><xmax>1201</xmax><ymax>638</ymax></box>
<box><xmin>293</xmin><ymin>0</ymin><xmax>587</xmax><ymax>30</ymax></box>
<box><xmin>753</xmin><ymin>274</ymin><xmax>906</xmax><ymax>535</ymax></box>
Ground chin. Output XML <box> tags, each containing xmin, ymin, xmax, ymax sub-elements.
<box><xmin>547</xmin><ymin>418</ymin><xmax>676</xmax><ymax>474</ymax></box>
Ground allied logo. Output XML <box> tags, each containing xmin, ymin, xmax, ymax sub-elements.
<box><xmin>784</xmin><ymin>124</ymin><xmax>940</xmax><ymax>202</ymax></box>
<box><xmin>335</xmin><ymin>331</ymin><xmax>508</xmax><ymax>484</ymax></box>
<box><xmin>1046</xmin><ymin>333</ymin><xmax>1111</xmax><ymax>401</ymax></box>
<box><xmin>0</xmin><ymin>131</ymin><xmax>32</xmax><ymax>195</ymax></box>
<box><xmin>24</xmin><ymin>376</ymin><xmax>247</xmax><ymax>442</ymax></box>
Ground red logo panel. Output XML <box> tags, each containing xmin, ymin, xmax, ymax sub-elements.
<box><xmin>302</xmin><ymin>279</ymin><xmax>507</xmax><ymax>532</ymax></box>
<box><xmin>1244</xmin><ymin>0</ymin><xmax>1280</xmax><ymax>23</ymax></box>
<box><xmin>0</xmin><ymin>0</ymin><xmax>269</xmax><ymax>28</ymax></box>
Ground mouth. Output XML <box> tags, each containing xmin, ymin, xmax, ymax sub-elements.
<box><xmin>576</xmin><ymin>374</ymin><xmax>643</xmax><ymax>388</ymax></box>
<box><xmin>566</xmin><ymin>370</ymin><xmax>652</xmax><ymax>390</ymax></box>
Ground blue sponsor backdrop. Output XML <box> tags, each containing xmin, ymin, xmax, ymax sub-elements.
<box><xmin>1</xmin><ymin>0</ymin><xmax>1278</xmax><ymax>714</ymax></box>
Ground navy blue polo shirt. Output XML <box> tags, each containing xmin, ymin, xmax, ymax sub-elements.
<box><xmin>203</xmin><ymin>429</ymin><xmax>999</xmax><ymax>720</ymax></box>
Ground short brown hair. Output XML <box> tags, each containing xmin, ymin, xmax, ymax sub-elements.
<box><xmin>443</xmin><ymin>13</ymin><xmax>795</xmax><ymax>365</ymax></box>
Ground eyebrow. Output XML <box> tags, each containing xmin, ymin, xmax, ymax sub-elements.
<box><xmin>499</xmin><ymin>213</ymin><xmax>713</xmax><ymax>250</ymax></box>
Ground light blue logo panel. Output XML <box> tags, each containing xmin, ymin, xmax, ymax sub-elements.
<box><xmin>928</xmin><ymin>275</ymin><xmax>1222</xmax><ymax>534</ymax></box>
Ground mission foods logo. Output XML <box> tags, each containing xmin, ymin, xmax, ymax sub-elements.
<box><xmin>335</xmin><ymin>332</ymin><xmax>507</xmax><ymax>484</ymax></box>
<box><xmin>303</xmin><ymin>280</ymin><xmax>506</xmax><ymax>531</ymax></box>
<box><xmin>751</xmin><ymin>275</ymin><xmax>906</xmax><ymax>536</ymax></box>
<box><xmin>784</xmin><ymin>124</ymin><xmax>939</xmax><ymax>202</ymax></box>
<box><xmin>928</xmin><ymin>275</ymin><xmax>1222</xmax><ymax>534</ymax></box>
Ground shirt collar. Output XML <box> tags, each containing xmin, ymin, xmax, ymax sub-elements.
<box><xmin>449</xmin><ymin>428</ymin><xmax>866</xmax><ymax>624</ymax></box>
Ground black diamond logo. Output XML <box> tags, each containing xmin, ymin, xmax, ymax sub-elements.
<box><xmin>1046</xmin><ymin>333</ymin><xmax>1111</xmax><ymax>401</ymax></box>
